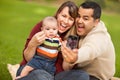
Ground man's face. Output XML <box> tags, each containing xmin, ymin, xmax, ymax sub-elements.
<box><xmin>76</xmin><ymin>7</ymin><xmax>99</xmax><ymax>36</ymax></box>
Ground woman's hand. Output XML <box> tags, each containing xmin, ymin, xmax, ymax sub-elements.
<box><xmin>24</xmin><ymin>31</ymin><xmax>46</xmax><ymax>61</ymax></box>
<box><xmin>61</xmin><ymin>40</ymin><xmax>78</xmax><ymax>64</ymax></box>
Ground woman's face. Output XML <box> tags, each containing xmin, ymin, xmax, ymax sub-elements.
<box><xmin>57</xmin><ymin>7</ymin><xmax>74</xmax><ymax>34</ymax></box>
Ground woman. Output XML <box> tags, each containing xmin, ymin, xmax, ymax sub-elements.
<box><xmin>16</xmin><ymin>1</ymin><xmax>85</xmax><ymax>80</ymax></box>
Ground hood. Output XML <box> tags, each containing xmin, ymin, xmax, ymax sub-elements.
<box><xmin>88</xmin><ymin>21</ymin><xmax>108</xmax><ymax>36</ymax></box>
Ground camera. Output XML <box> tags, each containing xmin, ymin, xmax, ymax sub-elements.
<box><xmin>66</xmin><ymin>35</ymin><xmax>79</xmax><ymax>49</ymax></box>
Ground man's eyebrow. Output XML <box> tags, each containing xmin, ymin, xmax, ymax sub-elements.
<box><xmin>83</xmin><ymin>16</ymin><xmax>89</xmax><ymax>18</ymax></box>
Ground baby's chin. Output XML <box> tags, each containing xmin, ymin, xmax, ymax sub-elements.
<box><xmin>47</xmin><ymin>35</ymin><xmax>56</xmax><ymax>38</ymax></box>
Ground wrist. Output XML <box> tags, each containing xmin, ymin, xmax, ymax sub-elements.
<box><xmin>64</xmin><ymin>60</ymin><xmax>75</xmax><ymax>68</ymax></box>
<box><xmin>28</xmin><ymin>41</ymin><xmax>38</xmax><ymax>48</ymax></box>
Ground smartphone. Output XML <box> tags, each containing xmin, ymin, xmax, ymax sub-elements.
<box><xmin>66</xmin><ymin>35</ymin><xmax>79</xmax><ymax>49</ymax></box>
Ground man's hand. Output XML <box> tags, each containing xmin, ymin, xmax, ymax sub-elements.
<box><xmin>61</xmin><ymin>41</ymin><xmax>78</xmax><ymax>64</ymax></box>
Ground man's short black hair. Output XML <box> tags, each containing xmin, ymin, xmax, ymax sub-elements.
<box><xmin>80</xmin><ymin>1</ymin><xmax>101</xmax><ymax>19</ymax></box>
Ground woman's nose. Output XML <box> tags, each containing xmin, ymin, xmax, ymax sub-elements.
<box><xmin>64</xmin><ymin>18</ymin><xmax>69</xmax><ymax>24</ymax></box>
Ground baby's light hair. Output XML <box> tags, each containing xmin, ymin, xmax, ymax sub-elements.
<box><xmin>42</xmin><ymin>16</ymin><xmax>57</xmax><ymax>27</ymax></box>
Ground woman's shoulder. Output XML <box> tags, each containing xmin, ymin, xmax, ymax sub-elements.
<box><xmin>28</xmin><ymin>20</ymin><xmax>43</xmax><ymax>38</ymax></box>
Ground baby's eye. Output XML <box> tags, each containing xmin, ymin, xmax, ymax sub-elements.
<box><xmin>46</xmin><ymin>28</ymin><xmax>50</xmax><ymax>30</ymax></box>
<box><xmin>53</xmin><ymin>28</ymin><xmax>57</xmax><ymax>30</ymax></box>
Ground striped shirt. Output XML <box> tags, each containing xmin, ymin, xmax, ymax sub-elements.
<box><xmin>37</xmin><ymin>36</ymin><xmax>61</xmax><ymax>59</ymax></box>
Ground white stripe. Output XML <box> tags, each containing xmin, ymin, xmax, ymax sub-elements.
<box><xmin>38</xmin><ymin>46</ymin><xmax>58</xmax><ymax>54</ymax></box>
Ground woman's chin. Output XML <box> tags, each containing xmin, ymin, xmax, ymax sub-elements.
<box><xmin>59</xmin><ymin>29</ymin><xmax>67</xmax><ymax>34</ymax></box>
<box><xmin>59</xmin><ymin>27</ymin><xmax>68</xmax><ymax>34</ymax></box>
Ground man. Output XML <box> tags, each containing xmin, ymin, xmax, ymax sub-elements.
<box><xmin>58</xmin><ymin>1</ymin><xmax>115</xmax><ymax>80</ymax></box>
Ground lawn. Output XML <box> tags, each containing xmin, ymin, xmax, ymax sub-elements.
<box><xmin>101</xmin><ymin>12</ymin><xmax>120</xmax><ymax>77</ymax></box>
<box><xmin>0</xmin><ymin>0</ymin><xmax>120</xmax><ymax>80</ymax></box>
<box><xmin>0</xmin><ymin>0</ymin><xmax>57</xmax><ymax>80</ymax></box>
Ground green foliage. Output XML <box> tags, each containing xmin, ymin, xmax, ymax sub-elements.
<box><xmin>110</xmin><ymin>0</ymin><xmax>120</xmax><ymax>2</ymax></box>
<box><xmin>105</xmin><ymin>0</ymin><xmax>120</xmax><ymax>13</ymax></box>
<box><xmin>85</xmin><ymin>0</ymin><xmax>106</xmax><ymax>8</ymax></box>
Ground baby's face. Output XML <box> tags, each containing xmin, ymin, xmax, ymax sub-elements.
<box><xmin>42</xmin><ymin>23</ymin><xmax>58</xmax><ymax>38</ymax></box>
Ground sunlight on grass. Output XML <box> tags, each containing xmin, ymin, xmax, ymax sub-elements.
<box><xmin>34</xmin><ymin>8</ymin><xmax>48</xmax><ymax>14</ymax></box>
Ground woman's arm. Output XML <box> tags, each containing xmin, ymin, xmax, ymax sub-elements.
<box><xmin>22</xmin><ymin>21</ymin><xmax>46</xmax><ymax>62</ymax></box>
<box><xmin>24</xmin><ymin>31</ymin><xmax>46</xmax><ymax>61</ymax></box>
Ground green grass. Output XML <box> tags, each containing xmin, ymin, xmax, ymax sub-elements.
<box><xmin>0</xmin><ymin>0</ymin><xmax>56</xmax><ymax>80</ymax></box>
<box><xmin>101</xmin><ymin>12</ymin><xmax>120</xmax><ymax>77</ymax></box>
<box><xmin>0</xmin><ymin>0</ymin><xmax>120</xmax><ymax>80</ymax></box>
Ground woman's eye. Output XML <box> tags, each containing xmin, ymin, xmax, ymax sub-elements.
<box><xmin>62</xmin><ymin>15</ymin><xmax>66</xmax><ymax>17</ymax></box>
<box><xmin>69</xmin><ymin>18</ymin><xmax>74</xmax><ymax>22</ymax></box>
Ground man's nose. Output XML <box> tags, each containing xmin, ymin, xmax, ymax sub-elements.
<box><xmin>78</xmin><ymin>18</ymin><xmax>83</xmax><ymax>23</ymax></box>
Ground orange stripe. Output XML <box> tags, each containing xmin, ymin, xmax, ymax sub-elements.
<box><xmin>37</xmin><ymin>48</ymin><xmax>58</xmax><ymax>58</ymax></box>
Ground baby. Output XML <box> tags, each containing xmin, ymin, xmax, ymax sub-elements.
<box><xmin>16</xmin><ymin>16</ymin><xmax>61</xmax><ymax>79</ymax></box>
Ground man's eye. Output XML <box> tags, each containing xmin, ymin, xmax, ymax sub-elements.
<box><xmin>84</xmin><ymin>18</ymin><xmax>89</xmax><ymax>20</ymax></box>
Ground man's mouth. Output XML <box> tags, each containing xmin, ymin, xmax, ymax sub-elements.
<box><xmin>77</xmin><ymin>24</ymin><xmax>84</xmax><ymax>32</ymax></box>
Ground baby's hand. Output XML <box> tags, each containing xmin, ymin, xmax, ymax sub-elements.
<box><xmin>29</xmin><ymin>31</ymin><xmax>46</xmax><ymax>47</ymax></box>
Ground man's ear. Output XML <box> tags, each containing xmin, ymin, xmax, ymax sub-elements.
<box><xmin>95</xmin><ymin>19</ymin><xmax>100</xmax><ymax>26</ymax></box>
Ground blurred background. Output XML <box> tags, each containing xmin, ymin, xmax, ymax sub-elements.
<box><xmin>0</xmin><ymin>0</ymin><xmax>120</xmax><ymax>79</ymax></box>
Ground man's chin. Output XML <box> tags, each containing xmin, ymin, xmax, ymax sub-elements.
<box><xmin>77</xmin><ymin>31</ymin><xmax>83</xmax><ymax>36</ymax></box>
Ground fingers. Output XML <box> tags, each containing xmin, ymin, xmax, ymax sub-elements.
<box><xmin>35</xmin><ymin>31</ymin><xmax>45</xmax><ymax>40</ymax></box>
<box><xmin>61</xmin><ymin>41</ymin><xmax>77</xmax><ymax>63</ymax></box>
<box><xmin>30</xmin><ymin>31</ymin><xmax>46</xmax><ymax>47</ymax></box>
<box><xmin>73</xmin><ymin>49</ymin><xmax>78</xmax><ymax>54</ymax></box>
